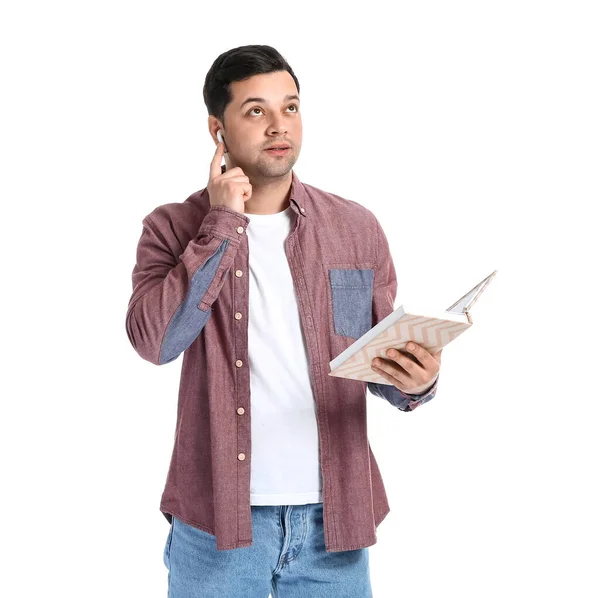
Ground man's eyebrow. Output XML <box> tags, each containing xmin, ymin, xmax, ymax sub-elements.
<box><xmin>239</xmin><ymin>94</ymin><xmax>300</xmax><ymax>109</ymax></box>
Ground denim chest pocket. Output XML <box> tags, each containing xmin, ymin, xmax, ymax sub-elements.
<box><xmin>328</xmin><ymin>268</ymin><xmax>374</xmax><ymax>339</ymax></box>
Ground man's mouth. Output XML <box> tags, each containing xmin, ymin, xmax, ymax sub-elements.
<box><xmin>265</xmin><ymin>147</ymin><xmax>291</xmax><ymax>155</ymax></box>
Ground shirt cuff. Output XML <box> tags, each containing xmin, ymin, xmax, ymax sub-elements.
<box><xmin>402</xmin><ymin>374</ymin><xmax>438</xmax><ymax>397</ymax></box>
<box><xmin>400</xmin><ymin>374</ymin><xmax>439</xmax><ymax>409</ymax></box>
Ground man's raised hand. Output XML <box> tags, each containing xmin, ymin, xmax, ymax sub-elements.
<box><xmin>207</xmin><ymin>141</ymin><xmax>252</xmax><ymax>215</ymax></box>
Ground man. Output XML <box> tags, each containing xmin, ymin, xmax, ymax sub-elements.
<box><xmin>125</xmin><ymin>44</ymin><xmax>441</xmax><ymax>598</ymax></box>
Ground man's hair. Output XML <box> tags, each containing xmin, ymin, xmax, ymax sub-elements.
<box><xmin>203</xmin><ymin>45</ymin><xmax>300</xmax><ymax>125</ymax></box>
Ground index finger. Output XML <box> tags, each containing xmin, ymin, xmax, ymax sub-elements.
<box><xmin>209</xmin><ymin>142</ymin><xmax>225</xmax><ymax>181</ymax></box>
<box><xmin>404</xmin><ymin>342</ymin><xmax>436</xmax><ymax>367</ymax></box>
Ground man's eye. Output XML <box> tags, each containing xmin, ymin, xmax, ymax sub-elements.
<box><xmin>248</xmin><ymin>105</ymin><xmax>299</xmax><ymax>116</ymax></box>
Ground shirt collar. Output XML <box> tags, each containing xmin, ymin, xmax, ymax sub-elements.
<box><xmin>289</xmin><ymin>169</ymin><xmax>308</xmax><ymax>218</ymax></box>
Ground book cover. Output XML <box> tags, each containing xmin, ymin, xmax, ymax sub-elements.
<box><xmin>328</xmin><ymin>270</ymin><xmax>497</xmax><ymax>385</ymax></box>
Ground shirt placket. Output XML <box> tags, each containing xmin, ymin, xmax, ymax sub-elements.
<box><xmin>282</xmin><ymin>202</ymin><xmax>338</xmax><ymax>550</ymax></box>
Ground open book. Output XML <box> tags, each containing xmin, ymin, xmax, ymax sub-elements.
<box><xmin>328</xmin><ymin>270</ymin><xmax>497</xmax><ymax>385</ymax></box>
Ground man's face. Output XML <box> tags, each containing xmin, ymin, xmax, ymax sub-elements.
<box><xmin>217</xmin><ymin>70</ymin><xmax>302</xmax><ymax>178</ymax></box>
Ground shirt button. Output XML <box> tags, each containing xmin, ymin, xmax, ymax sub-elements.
<box><xmin>235</xmin><ymin>269</ymin><xmax>243</xmax><ymax>277</ymax></box>
<box><xmin>237</xmin><ymin>407</ymin><xmax>245</xmax><ymax>415</ymax></box>
<box><xmin>235</xmin><ymin>359</ymin><xmax>243</xmax><ymax>367</ymax></box>
<box><xmin>300</xmin><ymin>207</ymin><xmax>305</xmax><ymax>213</ymax></box>
<box><xmin>234</xmin><ymin>312</ymin><xmax>242</xmax><ymax>320</ymax></box>
<box><xmin>236</xmin><ymin>226</ymin><xmax>244</xmax><ymax>234</ymax></box>
<box><xmin>238</xmin><ymin>453</ymin><xmax>246</xmax><ymax>461</ymax></box>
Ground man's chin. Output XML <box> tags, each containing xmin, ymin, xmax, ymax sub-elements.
<box><xmin>255</xmin><ymin>157</ymin><xmax>297</xmax><ymax>178</ymax></box>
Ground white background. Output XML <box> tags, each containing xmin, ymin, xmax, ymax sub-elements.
<box><xmin>1</xmin><ymin>1</ymin><xmax>598</xmax><ymax>596</ymax></box>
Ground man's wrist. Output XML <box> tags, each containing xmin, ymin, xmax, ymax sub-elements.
<box><xmin>402</xmin><ymin>374</ymin><xmax>438</xmax><ymax>396</ymax></box>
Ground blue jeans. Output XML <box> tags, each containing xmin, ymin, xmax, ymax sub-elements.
<box><xmin>163</xmin><ymin>503</ymin><xmax>373</xmax><ymax>597</ymax></box>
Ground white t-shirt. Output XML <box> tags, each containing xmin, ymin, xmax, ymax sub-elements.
<box><xmin>245</xmin><ymin>205</ymin><xmax>323</xmax><ymax>505</ymax></box>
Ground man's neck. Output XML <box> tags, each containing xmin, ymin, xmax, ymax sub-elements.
<box><xmin>243</xmin><ymin>171</ymin><xmax>293</xmax><ymax>215</ymax></box>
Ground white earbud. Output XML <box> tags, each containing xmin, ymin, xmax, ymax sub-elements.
<box><xmin>216</xmin><ymin>129</ymin><xmax>227</xmax><ymax>171</ymax></box>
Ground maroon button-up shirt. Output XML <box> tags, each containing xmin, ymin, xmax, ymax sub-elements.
<box><xmin>125</xmin><ymin>169</ymin><xmax>439</xmax><ymax>552</ymax></box>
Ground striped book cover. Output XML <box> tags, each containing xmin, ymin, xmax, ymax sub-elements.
<box><xmin>329</xmin><ymin>270</ymin><xmax>497</xmax><ymax>385</ymax></box>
